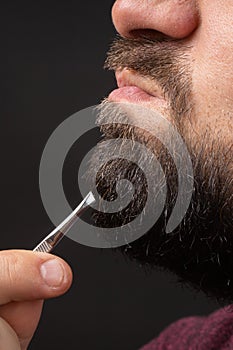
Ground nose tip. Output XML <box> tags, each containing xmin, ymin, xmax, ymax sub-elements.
<box><xmin>112</xmin><ymin>0</ymin><xmax>199</xmax><ymax>40</ymax></box>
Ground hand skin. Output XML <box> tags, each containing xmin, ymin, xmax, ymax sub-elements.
<box><xmin>0</xmin><ymin>250</ymin><xmax>73</xmax><ymax>350</ymax></box>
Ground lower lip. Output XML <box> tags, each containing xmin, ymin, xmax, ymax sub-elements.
<box><xmin>108</xmin><ymin>86</ymin><xmax>160</xmax><ymax>103</ymax></box>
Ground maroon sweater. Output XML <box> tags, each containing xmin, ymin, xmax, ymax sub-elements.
<box><xmin>140</xmin><ymin>306</ymin><xmax>233</xmax><ymax>349</ymax></box>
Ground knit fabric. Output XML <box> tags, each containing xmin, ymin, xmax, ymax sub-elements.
<box><xmin>140</xmin><ymin>306</ymin><xmax>233</xmax><ymax>350</ymax></box>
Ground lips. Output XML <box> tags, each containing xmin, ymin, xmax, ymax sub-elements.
<box><xmin>108</xmin><ymin>68</ymin><xmax>166</xmax><ymax>105</ymax></box>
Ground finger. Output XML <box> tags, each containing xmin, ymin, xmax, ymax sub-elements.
<box><xmin>0</xmin><ymin>300</ymin><xmax>43</xmax><ymax>350</ymax></box>
<box><xmin>0</xmin><ymin>317</ymin><xmax>21</xmax><ymax>350</ymax></box>
<box><xmin>0</xmin><ymin>250</ymin><xmax>73</xmax><ymax>304</ymax></box>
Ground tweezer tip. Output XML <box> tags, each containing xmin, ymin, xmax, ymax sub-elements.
<box><xmin>86</xmin><ymin>191</ymin><xmax>96</xmax><ymax>206</ymax></box>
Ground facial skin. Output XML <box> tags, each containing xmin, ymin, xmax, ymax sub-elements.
<box><xmin>89</xmin><ymin>0</ymin><xmax>233</xmax><ymax>304</ymax></box>
<box><xmin>110</xmin><ymin>0</ymin><xmax>233</xmax><ymax>149</ymax></box>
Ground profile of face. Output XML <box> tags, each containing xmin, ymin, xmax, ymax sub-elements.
<box><xmin>90</xmin><ymin>0</ymin><xmax>233</xmax><ymax>304</ymax></box>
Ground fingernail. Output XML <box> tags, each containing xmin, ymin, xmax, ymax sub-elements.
<box><xmin>40</xmin><ymin>259</ymin><xmax>65</xmax><ymax>287</ymax></box>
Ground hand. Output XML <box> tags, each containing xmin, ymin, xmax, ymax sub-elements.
<box><xmin>0</xmin><ymin>249</ymin><xmax>73</xmax><ymax>350</ymax></box>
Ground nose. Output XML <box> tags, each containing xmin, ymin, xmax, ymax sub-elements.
<box><xmin>112</xmin><ymin>0</ymin><xmax>199</xmax><ymax>40</ymax></box>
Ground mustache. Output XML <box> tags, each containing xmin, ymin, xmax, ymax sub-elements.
<box><xmin>104</xmin><ymin>35</ymin><xmax>193</xmax><ymax>118</ymax></box>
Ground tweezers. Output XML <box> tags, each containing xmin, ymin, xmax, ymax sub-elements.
<box><xmin>33</xmin><ymin>192</ymin><xmax>95</xmax><ymax>253</ymax></box>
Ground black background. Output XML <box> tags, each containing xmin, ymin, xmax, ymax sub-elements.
<box><xmin>1</xmin><ymin>1</ymin><xmax>218</xmax><ymax>349</ymax></box>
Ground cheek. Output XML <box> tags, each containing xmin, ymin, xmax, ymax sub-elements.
<box><xmin>187</xmin><ymin>0</ymin><xmax>233</xmax><ymax>145</ymax></box>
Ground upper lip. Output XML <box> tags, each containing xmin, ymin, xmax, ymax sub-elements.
<box><xmin>115</xmin><ymin>68</ymin><xmax>165</xmax><ymax>100</ymax></box>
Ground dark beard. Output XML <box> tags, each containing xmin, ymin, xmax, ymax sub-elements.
<box><xmin>88</xmin><ymin>35</ymin><xmax>233</xmax><ymax>306</ymax></box>
<box><xmin>86</xmin><ymin>101</ymin><xmax>233</xmax><ymax>306</ymax></box>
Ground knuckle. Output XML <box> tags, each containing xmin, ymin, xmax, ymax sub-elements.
<box><xmin>0</xmin><ymin>251</ymin><xmax>20</xmax><ymax>285</ymax></box>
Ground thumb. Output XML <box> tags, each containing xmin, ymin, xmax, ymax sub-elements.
<box><xmin>0</xmin><ymin>249</ymin><xmax>73</xmax><ymax>349</ymax></box>
<box><xmin>0</xmin><ymin>249</ymin><xmax>73</xmax><ymax>304</ymax></box>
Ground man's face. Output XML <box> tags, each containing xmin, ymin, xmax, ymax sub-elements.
<box><xmin>110</xmin><ymin>0</ymin><xmax>233</xmax><ymax>154</ymax></box>
<box><xmin>90</xmin><ymin>0</ymin><xmax>233</xmax><ymax>303</ymax></box>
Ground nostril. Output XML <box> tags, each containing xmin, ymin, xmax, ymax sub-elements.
<box><xmin>112</xmin><ymin>0</ymin><xmax>199</xmax><ymax>41</ymax></box>
<box><xmin>129</xmin><ymin>29</ymin><xmax>172</xmax><ymax>41</ymax></box>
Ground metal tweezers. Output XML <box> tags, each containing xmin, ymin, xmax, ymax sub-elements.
<box><xmin>33</xmin><ymin>192</ymin><xmax>95</xmax><ymax>253</ymax></box>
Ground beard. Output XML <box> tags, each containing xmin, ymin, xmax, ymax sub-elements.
<box><xmin>88</xmin><ymin>36</ymin><xmax>233</xmax><ymax>306</ymax></box>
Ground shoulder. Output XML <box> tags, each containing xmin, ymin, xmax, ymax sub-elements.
<box><xmin>140</xmin><ymin>306</ymin><xmax>233</xmax><ymax>350</ymax></box>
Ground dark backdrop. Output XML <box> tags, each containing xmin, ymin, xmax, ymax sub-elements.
<box><xmin>1</xmin><ymin>1</ymin><xmax>218</xmax><ymax>349</ymax></box>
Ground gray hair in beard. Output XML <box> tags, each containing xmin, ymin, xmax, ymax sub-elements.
<box><xmin>87</xmin><ymin>100</ymin><xmax>233</xmax><ymax>306</ymax></box>
<box><xmin>88</xmin><ymin>36</ymin><xmax>233</xmax><ymax>305</ymax></box>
